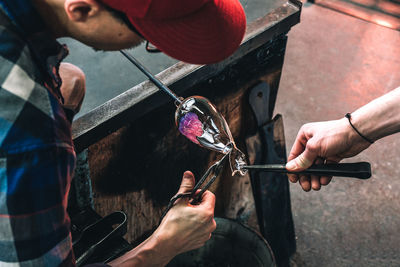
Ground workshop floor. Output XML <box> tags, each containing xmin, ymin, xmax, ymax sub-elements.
<box><xmin>274</xmin><ymin>2</ymin><xmax>400</xmax><ymax>267</ymax></box>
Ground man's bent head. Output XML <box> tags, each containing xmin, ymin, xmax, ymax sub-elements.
<box><xmin>35</xmin><ymin>0</ymin><xmax>246</xmax><ymax>64</ymax></box>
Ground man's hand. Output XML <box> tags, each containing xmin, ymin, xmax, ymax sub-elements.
<box><xmin>286</xmin><ymin>118</ymin><xmax>371</xmax><ymax>191</ymax></box>
<box><xmin>286</xmin><ymin>87</ymin><xmax>400</xmax><ymax>192</ymax></box>
<box><xmin>59</xmin><ymin>62</ymin><xmax>86</xmax><ymax>115</ymax></box>
<box><xmin>108</xmin><ymin>171</ymin><xmax>216</xmax><ymax>267</ymax></box>
<box><xmin>154</xmin><ymin>171</ymin><xmax>216</xmax><ymax>254</ymax></box>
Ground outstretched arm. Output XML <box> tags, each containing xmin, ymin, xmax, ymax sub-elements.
<box><xmin>286</xmin><ymin>86</ymin><xmax>400</xmax><ymax>191</ymax></box>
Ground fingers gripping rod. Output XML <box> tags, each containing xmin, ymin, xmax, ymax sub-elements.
<box><xmin>159</xmin><ymin>154</ymin><xmax>229</xmax><ymax>222</ymax></box>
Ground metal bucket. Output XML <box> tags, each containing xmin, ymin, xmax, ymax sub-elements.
<box><xmin>167</xmin><ymin>217</ymin><xmax>276</xmax><ymax>267</ymax></box>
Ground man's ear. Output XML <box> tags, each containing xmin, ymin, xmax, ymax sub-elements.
<box><xmin>64</xmin><ymin>0</ymin><xmax>100</xmax><ymax>22</ymax></box>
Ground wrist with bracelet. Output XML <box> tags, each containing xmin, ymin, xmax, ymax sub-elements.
<box><xmin>345</xmin><ymin>113</ymin><xmax>374</xmax><ymax>144</ymax></box>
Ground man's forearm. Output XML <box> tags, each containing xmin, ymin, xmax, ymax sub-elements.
<box><xmin>108</xmin><ymin>233</ymin><xmax>174</xmax><ymax>267</ymax></box>
<box><xmin>351</xmin><ymin>87</ymin><xmax>400</xmax><ymax>142</ymax></box>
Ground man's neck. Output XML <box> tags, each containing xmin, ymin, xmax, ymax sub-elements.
<box><xmin>31</xmin><ymin>0</ymin><xmax>67</xmax><ymax>38</ymax></box>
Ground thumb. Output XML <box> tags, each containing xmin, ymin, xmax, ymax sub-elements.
<box><xmin>286</xmin><ymin>148</ymin><xmax>316</xmax><ymax>171</ymax></box>
<box><xmin>177</xmin><ymin>171</ymin><xmax>195</xmax><ymax>195</ymax></box>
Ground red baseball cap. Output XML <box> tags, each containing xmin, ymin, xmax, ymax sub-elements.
<box><xmin>100</xmin><ymin>0</ymin><xmax>246</xmax><ymax>64</ymax></box>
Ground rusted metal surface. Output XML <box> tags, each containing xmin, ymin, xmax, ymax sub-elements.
<box><xmin>243</xmin><ymin>82</ymin><xmax>295</xmax><ymax>267</ymax></box>
<box><xmin>72</xmin><ymin>0</ymin><xmax>301</xmax><ymax>153</ymax></box>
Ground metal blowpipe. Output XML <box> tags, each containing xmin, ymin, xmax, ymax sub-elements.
<box><xmin>120</xmin><ymin>50</ymin><xmax>182</xmax><ymax>104</ymax></box>
<box><xmin>242</xmin><ymin>162</ymin><xmax>372</xmax><ymax>179</ymax></box>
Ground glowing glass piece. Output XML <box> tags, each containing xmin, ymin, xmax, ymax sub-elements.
<box><xmin>175</xmin><ymin>96</ymin><xmax>247</xmax><ymax>176</ymax></box>
<box><xmin>178</xmin><ymin>112</ymin><xmax>204</xmax><ymax>144</ymax></box>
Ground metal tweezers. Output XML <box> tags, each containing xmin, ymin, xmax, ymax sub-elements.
<box><xmin>160</xmin><ymin>153</ymin><xmax>229</xmax><ymax>221</ymax></box>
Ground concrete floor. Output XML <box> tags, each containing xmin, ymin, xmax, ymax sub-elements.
<box><xmin>275</xmin><ymin>3</ymin><xmax>400</xmax><ymax>266</ymax></box>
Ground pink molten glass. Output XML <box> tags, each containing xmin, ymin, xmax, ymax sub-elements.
<box><xmin>178</xmin><ymin>112</ymin><xmax>204</xmax><ymax>144</ymax></box>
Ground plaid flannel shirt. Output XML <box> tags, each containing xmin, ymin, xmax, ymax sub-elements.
<box><xmin>0</xmin><ymin>0</ymin><xmax>77</xmax><ymax>265</ymax></box>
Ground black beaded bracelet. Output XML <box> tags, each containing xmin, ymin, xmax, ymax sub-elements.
<box><xmin>345</xmin><ymin>113</ymin><xmax>374</xmax><ymax>144</ymax></box>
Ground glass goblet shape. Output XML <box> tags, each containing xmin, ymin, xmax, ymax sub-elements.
<box><xmin>175</xmin><ymin>96</ymin><xmax>247</xmax><ymax>176</ymax></box>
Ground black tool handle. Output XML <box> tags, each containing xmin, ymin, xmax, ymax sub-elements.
<box><xmin>244</xmin><ymin>162</ymin><xmax>372</xmax><ymax>179</ymax></box>
<box><xmin>292</xmin><ymin>162</ymin><xmax>371</xmax><ymax>179</ymax></box>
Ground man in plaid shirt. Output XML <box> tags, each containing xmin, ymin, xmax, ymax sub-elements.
<box><xmin>0</xmin><ymin>0</ymin><xmax>246</xmax><ymax>266</ymax></box>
